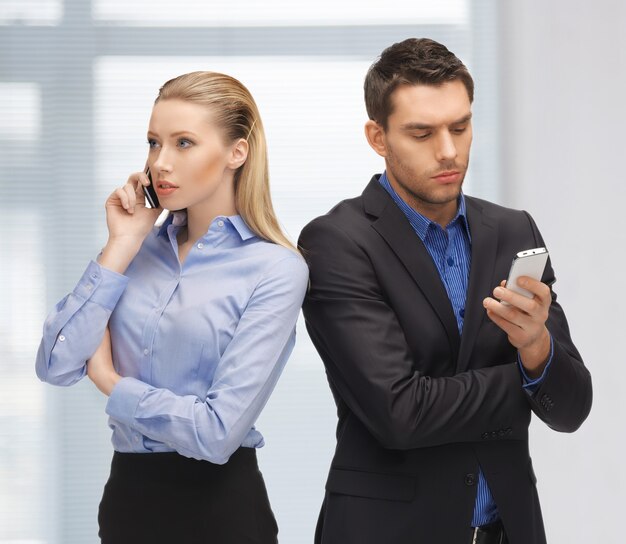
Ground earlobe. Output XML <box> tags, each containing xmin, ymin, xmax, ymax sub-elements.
<box><xmin>228</xmin><ymin>138</ymin><xmax>249</xmax><ymax>170</ymax></box>
<box><xmin>364</xmin><ymin>120</ymin><xmax>387</xmax><ymax>158</ymax></box>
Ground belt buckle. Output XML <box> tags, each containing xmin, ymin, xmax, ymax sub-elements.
<box><xmin>472</xmin><ymin>525</ymin><xmax>505</xmax><ymax>544</ymax></box>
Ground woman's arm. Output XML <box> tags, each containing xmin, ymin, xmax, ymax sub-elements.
<box><xmin>35</xmin><ymin>262</ymin><xmax>129</xmax><ymax>385</ymax></box>
<box><xmin>87</xmin><ymin>326</ymin><xmax>121</xmax><ymax>395</ymax></box>
<box><xmin>104</xmin><ymin>255</ymin><xmax>309</xmax><ymax>464</ymax></box>
<box><xmin>35</xmin><ymin>173</ymin><xmax>161</xmax><ymax>386</ymax></box>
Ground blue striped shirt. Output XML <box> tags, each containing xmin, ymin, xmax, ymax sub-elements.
<box><xmin>379</xmin><ymin>172</ymin><xmax>499</xmax><ymax>526</ymax></box>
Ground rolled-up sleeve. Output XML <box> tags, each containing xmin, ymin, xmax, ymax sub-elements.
<box><xmin>35</xmin><ymin>260</ymin><xmax>129</xmax><ymax>386</ymax></box>
<box><xmin>105</xmin><ymin>254</ymin><xmax>309</xmax><ymax>464</ymax></box>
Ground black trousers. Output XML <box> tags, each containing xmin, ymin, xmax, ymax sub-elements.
<box><xmin>98</xmin><ymin>448</ymin><xmax>278</xmax><ymax>544</ymax></box>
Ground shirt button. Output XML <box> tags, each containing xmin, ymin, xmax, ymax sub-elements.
<box><xmin>197</xmin><ymin>242</ymin><xmax>204</xmax><ymax>249</ymax></box>
<box><xmin>86</xmin><ymin>284</ymin><xmax>93</xmax><ymax>290</ymax></box>
<box><xmin>447</xmin><ymin>257</ymin><xmax>454</xmax><ymax>266</ymax></box>
<box><xmin>143</xmin><ymin>348</ymin><xmax>149</xmax><ymax>356</ymax></box>
<box><xmin>464</xmin><ymin>473</ymin><xmax>476</xmax><ymax>486</ymax></box>
<box><xmin>58</xmin><ymin>335</ymin><xmax>66</xmax><ymax>342</ymax></box>
<box><xmin>91</xmin><ymin>273</ymin><xmax>98</xmax><ymax>279</ymax></box>
<box><xmin>217</xmin><ymin>220</ymin><xmax>225</xmax><ymax>227</ymax></box>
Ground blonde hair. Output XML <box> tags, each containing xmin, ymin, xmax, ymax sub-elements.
<box><xmin>155</xmin><ymin>71</ymin><xmax>297</xmax><ymax>252</ymax></box>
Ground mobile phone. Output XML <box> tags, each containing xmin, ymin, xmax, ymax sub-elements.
<box><xmin>503</xmin><ymin>247</ymin><xmax>549</xmax><ymax>301</ymax></box>
<box><xmin>142</xmin><ymin>166</ymin><xmax>160</xmax><ymax>209</ymax></box>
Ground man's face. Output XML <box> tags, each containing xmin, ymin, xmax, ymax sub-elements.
<box><xmin>371</xmin><ymin>80</ymin><xmax>473</xmax><ymax>220</ymax></box>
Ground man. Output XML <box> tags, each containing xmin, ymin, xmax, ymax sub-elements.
<box><xmin>298</xmin><ymin>38</ymin><xmax>592</xmax><ymax>544</ymax></box>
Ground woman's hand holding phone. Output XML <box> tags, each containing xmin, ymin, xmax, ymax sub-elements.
<box><xmin>99</xmin><ymin>171</ymin><xmax>162</xmax><ymax>274</ymax></box>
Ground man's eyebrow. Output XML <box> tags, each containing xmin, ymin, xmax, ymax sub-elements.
<box><xmin>400</xmin><ymin>113</ymin><xmax>473</xmax><ymax>131</ymax></box>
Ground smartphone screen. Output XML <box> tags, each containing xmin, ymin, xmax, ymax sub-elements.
<box><xmin>143</xmin><ymin>166</ymin><xmax>160</xmax><ymax>209</ymax></box>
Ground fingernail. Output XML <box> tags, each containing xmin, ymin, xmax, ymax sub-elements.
<box><xmin>483</xmin><ymin>298</ymin><xmax>490</xmax><ymax>307</ymax></box>
<box><xmin>494</xmin><ymin>287</ymin><xmax>504</xmax><ymax>297</ymax></box>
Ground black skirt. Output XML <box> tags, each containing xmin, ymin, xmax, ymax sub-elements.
<box><xmin>98</xmin><ymin>447</ymin><xmax>278</xmax><ymax>544</ymax></box>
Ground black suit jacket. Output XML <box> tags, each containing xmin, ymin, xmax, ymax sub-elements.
<box><xmin>298</xmin><ymin>176</ymin><xmax>592</xmax><ymax>544</ymax></box>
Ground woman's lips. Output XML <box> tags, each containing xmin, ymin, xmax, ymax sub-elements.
<box><xmin>155</xmin><ymin>182</ymin><xmax>179</xmax><ymax>196</ymax></box>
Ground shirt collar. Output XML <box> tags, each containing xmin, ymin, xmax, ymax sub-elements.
<box><xmin>157</xmin><ymin>210</ymin><xmax>257</xmax><ymax>242</ymax></box>
<box><xmin>228</xmin><ymin>214</ymin><xmax>257</xmax><ymax>241</ymax></box>
<box><xmin>379</xmin><ymin>171</ymin><xmax>470</xmax><ymax>242</ymax></box>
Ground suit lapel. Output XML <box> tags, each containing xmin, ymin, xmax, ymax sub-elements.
<box><xmin>364</xmin><ymin>178</ymin><xmax>461</xmax><ymax>359</ymax></box>
<box><xmin>455</xmin><ymin>197</ymin><xmax>499</xmax><ymax>373</ymax></box>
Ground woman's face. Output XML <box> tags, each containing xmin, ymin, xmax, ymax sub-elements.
<box><xmin>146</xmin><ymin>99</ymin><xmax>242</xmax><ymax>212</ymax></box>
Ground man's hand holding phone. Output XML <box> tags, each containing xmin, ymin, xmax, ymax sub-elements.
<box><xmin>482</xmin><ymin>249</ymin><xmax>553</xmax><ymax>378</ymax></box>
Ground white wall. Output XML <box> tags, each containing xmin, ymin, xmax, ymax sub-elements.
<box><xmin>499</xmin><ymin>2</ymin><xmax>626</xmax><ymax>542</ymax></box>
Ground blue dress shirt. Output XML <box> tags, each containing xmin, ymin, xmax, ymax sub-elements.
<box><xmin>36</xmin><ymin>211</ymin><xmax>309</xmax><ymax>465</ymax></box>
<box><xmin>379</xmin><ymin>172</ymin><xmax>552</xmax><ymax>526</ymax></box>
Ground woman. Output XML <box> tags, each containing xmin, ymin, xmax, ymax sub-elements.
<box><xmin>35</xmin><ymin>71</ymin><xmax>308</xmax><ymax>543</ymax></box>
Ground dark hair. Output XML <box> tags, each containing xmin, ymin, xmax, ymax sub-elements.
<box><xmin>364</xmin><ymin>38</ymin><xmax>474</xmax><ymax>129</ymax></box>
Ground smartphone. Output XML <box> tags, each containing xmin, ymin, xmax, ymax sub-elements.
<box><xmin>503</xmin><ymin>247</ymin><xmax>549</xmax><ymax>301</ymax></box>
<box><xmin>142</xmin><ymin>166</ymin><xmax>160</xmax><ymax>209</ymax></box>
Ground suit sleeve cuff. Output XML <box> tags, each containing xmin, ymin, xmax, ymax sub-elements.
<box><xmin>518</xmin><ymin>333</ymin><xmax>554</xmax><ymax>394</ymax></box>
<box><xmin>72</xmin><ymin>260</ymin><xmax>129</xmax><ymax>310</ymax></box>
<box><xmin>105</xmin><ymin>376</ymin><xmax>151</xmax><ymax>426</ymax></box>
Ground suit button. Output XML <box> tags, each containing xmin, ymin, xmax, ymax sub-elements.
<box><xmin>481</xmin><ymin>432</ymin><xmax>489</xmax><ymax>440</ymax></box>
<box><xmin>498</xmin><ymin>429</ymin><xmax>506</xmax><ymax>437</ymax></box>
<box><xmin>465</xmin><ymin>473</ymin><xmax>476</xmax><ymax>486</ymax></box>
